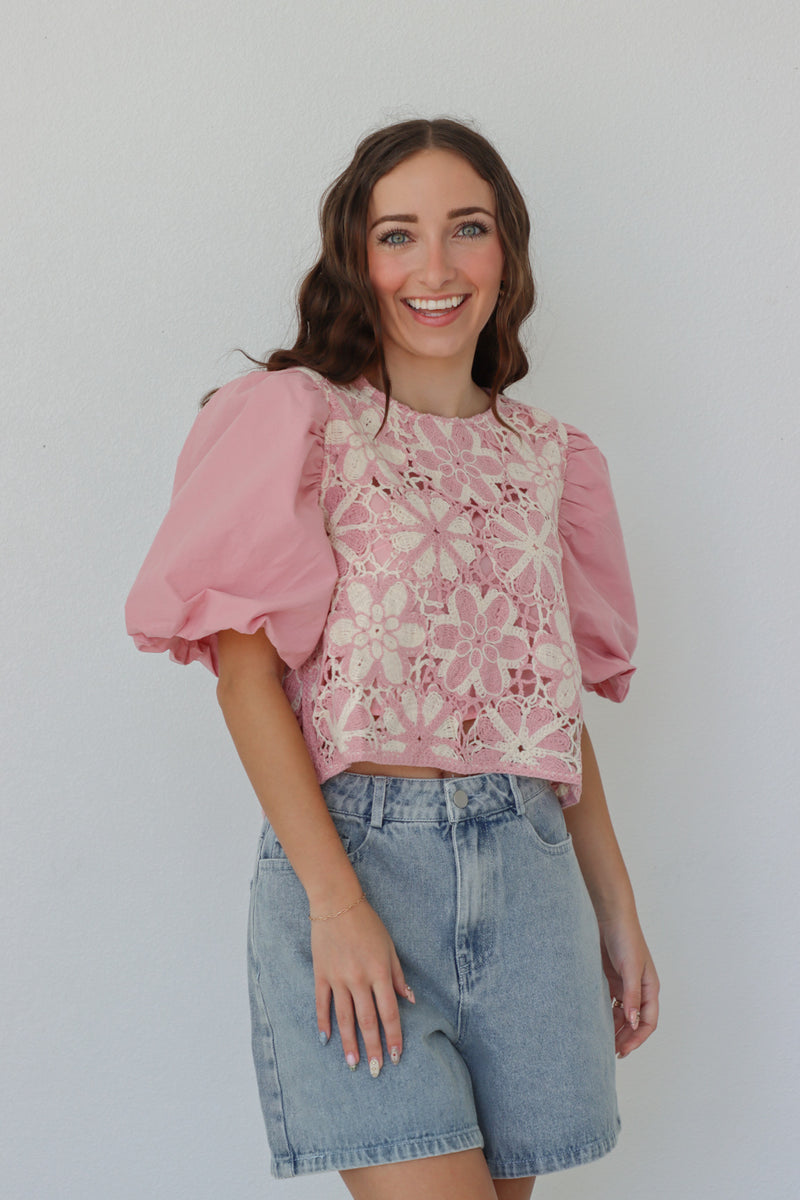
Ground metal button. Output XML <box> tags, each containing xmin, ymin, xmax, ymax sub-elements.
<box><xmin>452</xmin><ymin>789</ymin><xmax>469</xmax><ymax>809</ymax></box>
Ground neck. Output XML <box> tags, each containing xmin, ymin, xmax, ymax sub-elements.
<box><xmin>373</xmin><ymin>348</ymin><xmax>491</xmax><ymax>419</ymax></box>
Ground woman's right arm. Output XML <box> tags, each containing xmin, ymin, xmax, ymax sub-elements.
<box><xmin>216</xmin><ymin>627</ymin><xmax>412</xmax><ymax>1074</ymax></box>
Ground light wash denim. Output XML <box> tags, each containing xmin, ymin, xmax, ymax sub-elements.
<box><xmin>247</xmin><ymin>772</ymin><xmax>620</xmax><ymax>1179</ymax></box>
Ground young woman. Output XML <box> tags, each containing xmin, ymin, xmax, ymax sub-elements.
<box><xmin>126</xmin><ymin>118</ymin><xmax>659</xmax><ymax>1200</ymax></box>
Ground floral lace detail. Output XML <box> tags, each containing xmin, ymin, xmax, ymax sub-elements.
<box><xmin>328</xmin><ymin>580</ymin><xmax>426</xmax><ymax>686</ymax></box>
<box><xmin>283</xmin><ymin>373</ymin><xmax>589</xmax><ymax>806</ymax></box>
<box><xmin>430</xmin><ymin>585</ymin><xmax>529</xmax><ymax>697</ymax></box>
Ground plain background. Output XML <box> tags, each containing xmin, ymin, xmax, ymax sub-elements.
<box><xmin>2</xmin><ymin>2</ymin><xmax>798</xmax><ymax>1198</ymax></box>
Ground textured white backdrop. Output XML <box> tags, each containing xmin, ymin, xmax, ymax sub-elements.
<box><xmin>2</xmin><ymin>2</ymin><xmax>798</xmax><ymax>1198</ymax></box>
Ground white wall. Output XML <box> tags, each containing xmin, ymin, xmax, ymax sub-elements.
<box><xmin>2</xmin><ymin>2</ymin><xmax>798</xmax><ymax>1198</ymax></box>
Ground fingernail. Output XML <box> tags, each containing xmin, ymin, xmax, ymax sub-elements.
<box><xmin>369</xmin><ymin>1057</ymin><xmax>381</xmax><ymax>1078</ymax></box>
<box><xmin>346</xmin><ymin>1053</ymin><xmax>358</xmax><ymax>1070</ymax></box>
<box><xmin>389</xmin><ymin>1046</ymin><xmax>400</xmax><ymax>1065</ymax></box>
<box><xmin>404</xmin><ymin>985</ymin><xmax>416</xmax><ymax>1004</ymax></box>
<box><xmin>318</xmin><ymin>1030</ymin><xmax>329</xmax><ymax>1046</ymax></box>
<box><xmin>628</xmin><ymin>1009</ymin><xmax>640</xmax><ymax>1032</ymax></box>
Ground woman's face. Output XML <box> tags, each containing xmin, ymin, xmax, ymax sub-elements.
<box><xmin>366</xmin><ymin>149</ymin><xmax>505</xmax><ymax>374</ymax></box>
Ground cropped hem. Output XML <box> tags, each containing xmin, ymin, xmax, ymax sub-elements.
<box><xmin>318</xmin><ymin>757</ymin><xmax>582</xmax><ymax>808</ymax></box>
<box><xmin>485</xmin><ymin>1117</ymin><xmax>621</xmax><ymax>1178</ymax></box>
<box><xmin>270</xmin><ymin>1125</ymin><xmax>484</xmax><ymax>1179</ymax></box>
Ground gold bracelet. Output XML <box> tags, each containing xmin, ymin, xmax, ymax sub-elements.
<box><xmin>309</xmin><ymin>891</ymin><xmax>367</xmax><ymax>922</ymax></box>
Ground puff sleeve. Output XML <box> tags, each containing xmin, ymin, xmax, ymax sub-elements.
<box><xmin>124</xmin><ymin>368</ymin><xmax>338</xmax><ymax>676</ymax></box>
<box><xmin>558</xmin><ymin>424</ymin><xmax>638</xmax><ymax>701</ymax></box>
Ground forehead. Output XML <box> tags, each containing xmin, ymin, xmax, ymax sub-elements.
<box><xmin>368</xmin><ymin>149</ymin><xmax>495</xmax><ymax>215</ymax></box>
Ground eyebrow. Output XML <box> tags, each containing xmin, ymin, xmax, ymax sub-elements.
<box><xmin>368</xmin><ymin>206</ymin><xmax>495</xmax><ymax>232</ymax></box>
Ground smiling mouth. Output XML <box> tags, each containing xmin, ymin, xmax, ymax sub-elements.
<box><xmin>403</xmin><ymin>295</ymin><xmax>468</xmax><ymax>312</ymax></box>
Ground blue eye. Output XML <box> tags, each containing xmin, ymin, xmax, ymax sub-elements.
<box><xmin>379</xmin><ymin>228</ymin><xmax>410</xmax><ymax>247</ymax></box>
<box><xmin>457</xmin><ymin>222</ymin><xmax>489</xmax><ymax>238</ymax></box>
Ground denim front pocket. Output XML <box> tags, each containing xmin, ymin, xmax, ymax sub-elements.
<box><xmin>257</xmin><ymin>810</ymin><xmax>370</xmax><ymax>871</ymax></box>
<box><xmin>519</xmin><ymin>781</ymin><xmax>573</xmax><ymax>856</ymax></box>
<box><xmin>257</xmin><ymin>818</ymin><xmax>299</xmax><ymax>870</ymax></box>
<box><xmin>325</xmin><ymin>809</ymin><xmax>372</xmax><ymax>862</ymax></box>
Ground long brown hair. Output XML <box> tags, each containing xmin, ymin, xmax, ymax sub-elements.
<box><xmin>215</xmin><ymin>118</ymin><xmax>536</xmax><ymax>434</ymax></box>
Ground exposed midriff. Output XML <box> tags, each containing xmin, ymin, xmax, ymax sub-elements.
<box><xmin>343</xmin><ymin>762</ymin><xmax>475</xmax><ymax>778</ymax></box>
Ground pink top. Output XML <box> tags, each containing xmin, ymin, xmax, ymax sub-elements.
<box><xmin>126</xmin><ymin>367</ymin><xmax>637</xmax><ymax>805</ymax></box>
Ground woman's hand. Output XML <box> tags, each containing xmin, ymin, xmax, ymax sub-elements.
<box><xmin>214</xmin><ymin>630</ymin><xmax>416</xmax><ymax>1076</ymax></box>
<box><xmin>598</xmin><ymin>913</ymin><xmax>659</xmax><ymax>1058</ymax></box>
<box><xmin>311</xmin><ymin>898</ymin><xmax>414</xmax><ymax>1076</ymax></box>
<box><xmin>566</xmin><ymin>725</ymin><xmax>660</xmax><ymax>1058</ymax></box>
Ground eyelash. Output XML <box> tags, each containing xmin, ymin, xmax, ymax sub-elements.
<box><xmin>376</xmin><ymin>220</ymin><xmax>491</xmax><ymax>248</ymax></box>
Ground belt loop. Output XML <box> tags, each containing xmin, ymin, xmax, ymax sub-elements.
<box><xmin>508</xmin><ymin>774</ymin><xmax>526</xmax><ymax>817</ymax></box>
<box><xmin>370</xmin><ymin>776</ymin><xmax>386</xmax><ymax>828</ymax></box>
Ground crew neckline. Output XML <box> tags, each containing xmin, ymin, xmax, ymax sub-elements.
<box><xmin>354</xmin><ymin>375</ymin><xmax>497</xmax><ymax>422</ymax></box>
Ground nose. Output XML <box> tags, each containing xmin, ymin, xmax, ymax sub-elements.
<box><xmin>418</xmin><ymin>236</ymin><xmax>457</xmax><ymax>290</ymax></box>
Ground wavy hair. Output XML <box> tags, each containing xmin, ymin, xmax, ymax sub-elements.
<box><xmin>216</xmin><ymin>118</ymin><xmax>536</xmax><ymax>434</ymax></box>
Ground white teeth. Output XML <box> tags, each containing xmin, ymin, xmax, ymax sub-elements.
<box><xmin>405</xmin><ymin>295</ymin><xmax>466</xmax><ymax>311</ymax></box>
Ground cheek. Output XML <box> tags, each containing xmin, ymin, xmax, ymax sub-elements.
<box><xmin>474</xmin><ymin>243</ymin><xmax>505</xmax><ymax>288</ymax></box>
<box><xmin>369</xmin><ymin>269</ymin><xmax>409</xmax><ymax>330</ymax></box>
<box><xmin>367</xmin><ymin>250</ymin><xmax>399</xmax><ymax>303</ymax></box>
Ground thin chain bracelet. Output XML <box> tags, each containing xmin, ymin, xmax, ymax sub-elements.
<box><xmin>309</xmin><ymin>891</ymin><xmax>367</xmax><ymax>922</ymax></box>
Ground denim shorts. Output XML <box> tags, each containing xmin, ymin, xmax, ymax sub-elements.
<box><xmin>247</xmin><ymin>772</ymin><xmax>620</xmax><ymax>1179</ymax></box>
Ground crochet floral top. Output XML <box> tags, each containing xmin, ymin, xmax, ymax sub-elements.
<box><xmin>125</xmin><ymin>367</ymin><xmax>637</xmax><ymax>806</ymax></box>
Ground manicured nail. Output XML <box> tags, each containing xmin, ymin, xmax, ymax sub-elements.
<box><xmin>404</xmin><ymin>985</ymin><xmax>416</xmax><ymax>1004</ymax></box>
<box><xmin>369</xmin><ymin>1057</ymin><xmax>381</xmax><ymax>1078</ymax></box>
<box><xmin>318</xmin><ymin>1030</ymin><xmax>329</xmax><ymax>1045</ymax></box>
<box><xmin>346</xmin><ymin>1053</ymin><xmax>358</xmax><ymax>1070</ymax></box>
<box><xmin>389</xmin><ymin>1046</ymin><xmax>400</xmax><ymax>1065</ymax></box>
<box><xmin>628</xmin><ymin>1009</ymin><xmax>640</xmax><ymax>1032</ymax></box>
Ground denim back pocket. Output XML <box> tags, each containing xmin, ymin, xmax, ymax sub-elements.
<box><xmin>519</xmin><ymin>781</ymin><xmax>573</xmax><ymax>856</ymax></box>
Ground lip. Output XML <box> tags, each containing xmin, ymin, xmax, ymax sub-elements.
<box><xmin>401</xmin><ymin>294</ymin><xmax>471</xmax><ymax>326</ymax></box>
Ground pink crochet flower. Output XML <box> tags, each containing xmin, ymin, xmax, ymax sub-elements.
<box><xmin>413</xmin><ymin>421</ymin><xmax>504</xmax><ymax>505</ymax></box>
<box><xmin>486</xmin><ymin>506</ymin><xmax>561</xmax><ymax>601</ymax></box>
<box><xmin>431</xmin><ymin>586</ymin><xmax>529</xmax><ymax>697</ymax></box>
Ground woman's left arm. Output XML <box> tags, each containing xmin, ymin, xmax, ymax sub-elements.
<box><xmin>565</xmin><ymin>723</ymin><xmax>660</xmax><ymax>1057</ymax></box>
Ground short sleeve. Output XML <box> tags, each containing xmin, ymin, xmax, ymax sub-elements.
<box><xmin>124</xmin><ymin>368</ymin><xmax>338</xmax><ymax>676</ymax></box>
<box><xmin>558</xmin><ymin>424</ymin><xmax>638</xmax><ymax>701</ymax></box>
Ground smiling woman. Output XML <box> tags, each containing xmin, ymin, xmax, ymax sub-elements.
<box><xmin>258</xmin><ymin>117</ymin><xmax>536</xmax><ymax>440</ymax></box>
<box><xmin>125</xmin><ymin>117</ymin><xmax>658</xmax><ymax>1200</ymax></box>
<box><xmin>366</xmin><ymin>150</ymin><xmax>505</xmax><ymax>405</ymax></box>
